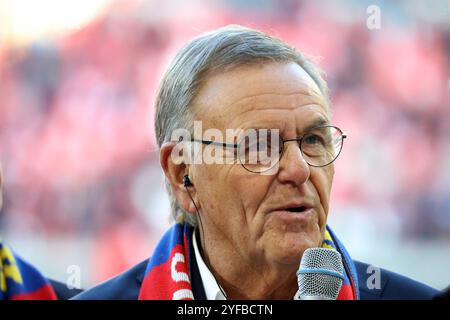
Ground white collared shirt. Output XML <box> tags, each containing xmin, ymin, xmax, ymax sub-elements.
<box><xmin>192</xmin><ymin>230</ymin><xmax>227</xmax><ymax>300</ymax></box>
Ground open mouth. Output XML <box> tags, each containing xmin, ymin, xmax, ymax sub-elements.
<box><xmin>284</xmin><ymin>206</ymin><xmax>309</xmax><ymax>213</ymax></box>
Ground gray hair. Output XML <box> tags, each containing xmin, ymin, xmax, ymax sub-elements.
<box><xmin>154</xmin><ymin>25</ymin><xmax>330</xmax><ymax>226</ymax></box>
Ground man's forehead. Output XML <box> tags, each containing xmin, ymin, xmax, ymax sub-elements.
<box><xmin>192</xmin><ymin>62</ymin><xmax>327</xmax><ymax>127</ymax></box>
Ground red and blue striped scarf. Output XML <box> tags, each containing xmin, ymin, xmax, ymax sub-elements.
<box><xmin>138</xmin><ymin>223</ymin><xmax>359</xmax><ymax>300</ymax></box>
<box><xmin>0</xmin><ymin>242</ymin><xmax>57</xmax><ymax>300</ymax></box>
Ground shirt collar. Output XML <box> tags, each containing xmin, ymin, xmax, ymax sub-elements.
<box><xmin>192</xmin><ymin>229</ymin><xmax>226</xmax><ymax>300</ymax></box>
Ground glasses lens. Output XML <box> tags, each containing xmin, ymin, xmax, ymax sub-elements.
<box><xmin>301</xmin><ymin>126</ymin><xmax>343</xmax><ymax>167</ymax></box>
<box><xmin>238</xmin><ymin>129</ymin><xmax>281</xmax><ymax>173</ymax></box>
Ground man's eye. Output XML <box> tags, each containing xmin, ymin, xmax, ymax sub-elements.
<box><xmin>257</xmin><ymin>139</ymin><xmax>271</xmax><ymax>150</ymax></box>
<box><xmin>303</xmin><ymin>134</ymin><xmax>324</xmax><ymax>145</ymax></box>
<box><xmin>240</xmin><ymin>138</ymin><xmax>267</xmax><ymax>151</ymax></box>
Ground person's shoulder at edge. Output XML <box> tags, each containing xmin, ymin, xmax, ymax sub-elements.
<box><xmin>355</xmin><ymin>261</ymin><xmax>438</xmax><ymax>300</ymax></box>
<box><xmin>71</xmin><ymin>259</ymin><xmax>148</xmax><ymax>300</ymax></box>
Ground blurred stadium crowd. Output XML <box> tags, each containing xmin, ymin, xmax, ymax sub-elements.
<box><xmin>0</xmin><ymin>0</ymin><xmax>449</xmax><ymax>286</ymax></box>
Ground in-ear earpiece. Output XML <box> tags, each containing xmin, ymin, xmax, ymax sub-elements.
<box><xmin>183</xmin><ymin>175</ymin><xmax>193</xmax><ymax>187</ymax></box>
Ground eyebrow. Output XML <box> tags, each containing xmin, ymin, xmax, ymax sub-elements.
<box><xmin>301</xmin><ymin>118</ymin><xmax>330</xmax><ymax>134</ymax></box>
<box><xmin>243</xmin><ymin>118</ymin><xmax>330</xmax><ymax>136</ymax></box>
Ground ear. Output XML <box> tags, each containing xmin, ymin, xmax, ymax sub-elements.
<box><xmin>160</xmin><ymin>142</ymin><xmax>198</xmax><ymax>213</ymax></box>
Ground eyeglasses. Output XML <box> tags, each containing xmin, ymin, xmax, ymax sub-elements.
<box><xmin>183</xmin><ymin>125</ymin><xmax>347</xmax><ymax>174</ymax></box>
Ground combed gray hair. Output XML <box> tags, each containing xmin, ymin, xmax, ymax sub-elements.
<box><xmin>154</xmin><ymin>25</ymin><xmax>330</xmax><ymax>226</ymax></box>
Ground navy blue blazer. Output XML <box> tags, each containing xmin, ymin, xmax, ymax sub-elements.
<box><xmin>73</xmin><ymin>241</ymin><xmax>438</xmax><ymax>300</ymax></box>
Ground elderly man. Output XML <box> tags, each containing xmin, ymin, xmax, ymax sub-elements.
<box><xmin>74</xmin><ymin>25</ymin><xmax>437</xmax><ymax>300</ymax></box>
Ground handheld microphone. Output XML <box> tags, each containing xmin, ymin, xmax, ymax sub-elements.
<box><xmin>295</xmin><ymin>248</ymin><xmax>344</xmax><ymax>300</ymax></box>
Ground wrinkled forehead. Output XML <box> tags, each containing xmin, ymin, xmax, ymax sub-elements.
<box><xmin>192</xmin><ymin>62</ymin><xmax>328</xmax><ymax>130</ymax></box>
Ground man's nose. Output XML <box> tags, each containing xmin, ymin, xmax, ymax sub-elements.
<box><xmin>276</xmin><ymin>142</ymin><xmax>310</xmax><ymax>186</ymax></box>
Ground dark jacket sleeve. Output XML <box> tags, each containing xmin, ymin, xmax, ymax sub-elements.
<box><xmin>71</xmin><ymin>260</ymin><xmax>147</xmax><ymax>300</ymax></box>
<box><xmin>355</xmin><ymin>261</ymin><xmax>438</xmax><ymax>300</ymax></box>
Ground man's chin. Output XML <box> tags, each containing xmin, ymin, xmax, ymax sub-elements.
<box><xmin>269</xmin><ymin>239</ymin><xmax>319</xmax><ymax>266</ymax></box>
